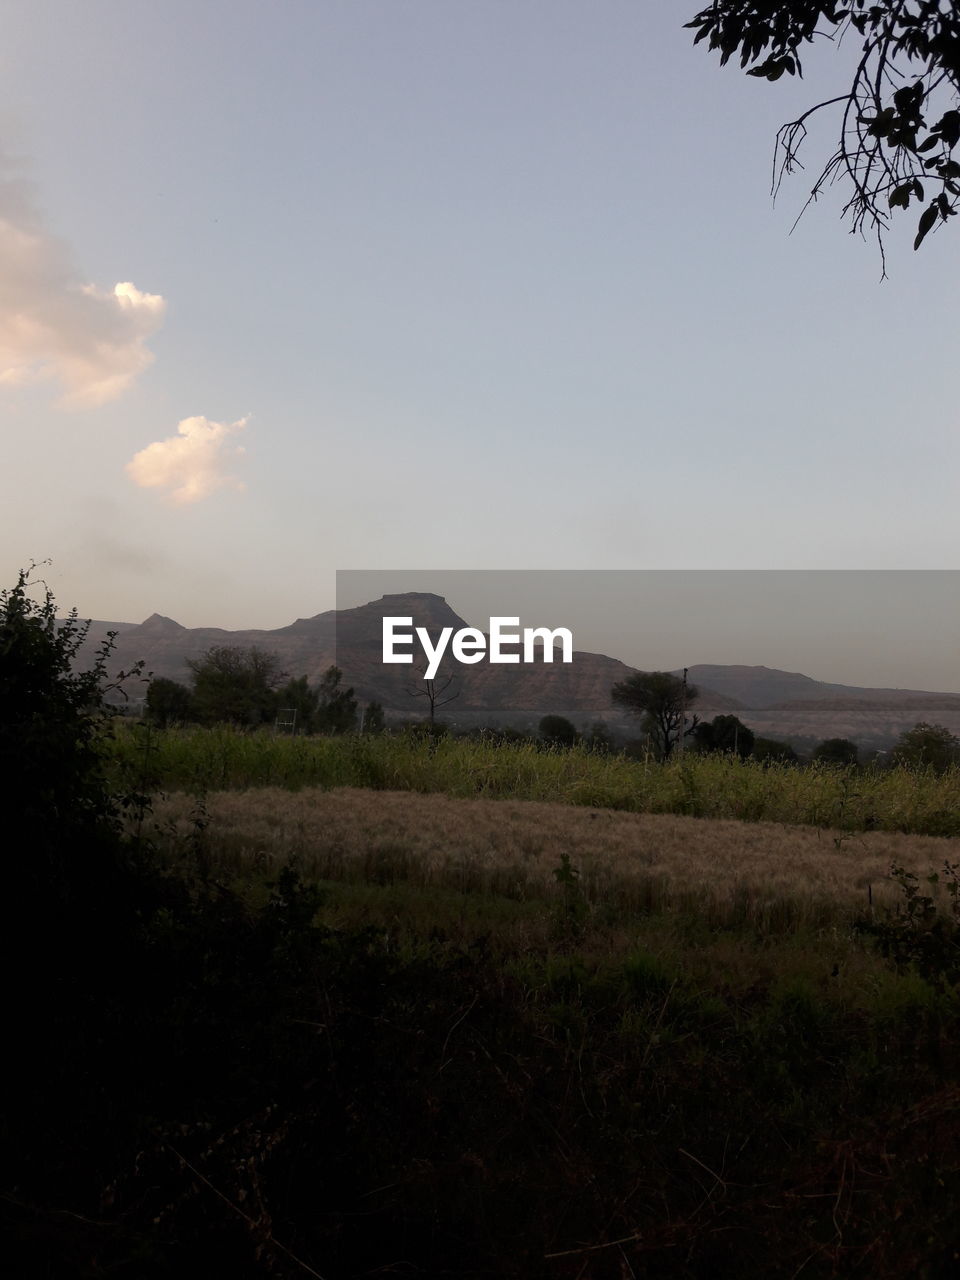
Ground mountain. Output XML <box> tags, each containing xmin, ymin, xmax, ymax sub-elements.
<box><xmin>72</xmin><ymin>594</ymin><xmax>960</xmax><ymax>747</ymax></box>
<box><xmin>683</xmin><ymin>664</ymin><xmax>948</xmax><ymax>707</ymax></box>
<box><xmin>679</xmin><ymin>665</ymin><xmax>960</xmax><ymax>749</ymax></box>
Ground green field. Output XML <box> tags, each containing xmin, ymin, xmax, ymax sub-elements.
<box><xmin>108</xmin><ymin>721</ymin><xmax>960</xmax><ymax>836</ymax></box>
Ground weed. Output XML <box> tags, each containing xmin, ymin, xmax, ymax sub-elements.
<box><xmin>860</xmin><ymin>861</ymin><xmax>960</xmax><ymax>988</ymax></box>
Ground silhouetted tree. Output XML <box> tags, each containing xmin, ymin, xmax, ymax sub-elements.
<box><xmin>694</xmin><ymin>714</ymin><xmax>755</xmax><ymax>758</ymax></box>
<box><xmin>408</xmin><ymin>661</ymin><xmax>459</xmax><ymax>725</ymax></box>
<box><xmin>611</xmin><ymin>671</ymin><xmax>699</xmax><ymax>760</ymax></box>
<box><xmin>361</xmin><ymin>700</ymin><xmax>386</xmax><ymax>734</ymax></box>
<box><xmin>145</xmin><ymin>676</ymin><xmax>195</xmax><ymax>727</ymax></box>
<box><xmin>813</xmin><ymin>737</ymin><xmax>860</xmax><ymax>766</ymax></box>
<box><xmin>1</xmin><ymin>568</ymin><xmax>137</xmax><ymax>903</ymax></box>
<box><xmin>584</xmin><ymin>719</ymin><xmax>612</xmax><ymax>753</ymax></box>
<box><xmin>752</xmin><ymin>736</ymin><xmax>799</xmax><ymax>764</ymax></box>
<box><xmin>275</xmin><ymin>675</ymin><xmax>321</xmax><ymax>734</ymax></box>
<box><xmin>892</xmin><ymin>721</ymin><xmax>959</xmax><ymax>772</ymax></box>
<box><xmin>187</xmin><ymin>645</ymin><xmax>284</xmax><ymax>726</ymax></box>
<box><xmin>539</xmin><ymin>714</ymin><xmax>579</xmax><ymax>748</ymax></box>
<box><xmin>315</xmin><ymin>665</ymin><xmax>358</xmax><ymax>734</ymax></box>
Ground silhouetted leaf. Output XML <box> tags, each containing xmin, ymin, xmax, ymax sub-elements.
<box><xmin>914</xmin><ymin>202</ymin><xmax>938</xmax><ymax>249</ymax></box>
<box><xmin>937</xmin><ymin>110</ymin><xmax>960</xmax><ymax>148</ymax></box>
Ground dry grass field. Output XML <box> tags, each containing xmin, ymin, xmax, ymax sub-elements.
<box><xmin>152</xmin><ymin>784</ymin><xmax>958</xmax><ymax>925</ymax></box>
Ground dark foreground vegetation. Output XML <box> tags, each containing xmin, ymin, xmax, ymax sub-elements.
<box><xmin>4</xmin><ymin>572</ymin><xmax>960</xmax><ymax>1278</ymax></box>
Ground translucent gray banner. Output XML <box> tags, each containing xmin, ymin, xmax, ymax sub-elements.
<box><xmin>335</xmin><ymin>570</ymin><xmax>960</xmax><ymax>748</ymax></box>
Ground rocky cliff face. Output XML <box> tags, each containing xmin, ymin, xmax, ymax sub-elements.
<box><xmin>74</xmin><ymin>594</ymin><xmax>960</xmax><ymax>746</ymax></box>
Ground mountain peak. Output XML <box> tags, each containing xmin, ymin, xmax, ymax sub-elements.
<box><xmin>139</xmin><ymin>613</ymin><xmax>185</xmax><ymax>634</ymax></box>
<box><xmin>377</xmin><ymin>591</ymin><xmax>447</xmax><ymax>605</ymax></box>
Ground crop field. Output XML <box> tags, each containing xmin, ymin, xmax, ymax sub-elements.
<box><xmin>152</xmin><ymin>784</ymin><xmax>954</xmax><ymax>925</ymax></box>
<box><xmin>111</xmin><ymin>723</ymin><xmax>960</xmax><ymax>836</ymax></box>
<box><xmin>75</xmin><ymin>722</ymin><xmax>960</xmax><ymax>1276</ymax></box>
<box><xmin>148</xmin><ymin>779</ymin><xmax>959</xmax><ymax>999</ymax></box>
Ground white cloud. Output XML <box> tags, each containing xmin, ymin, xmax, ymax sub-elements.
<box><xmin>0</xmin><ymin>164</ymin><xmax>165</xmax><ymax>407</ymax></box>
<box><xmin>126</xmin><ymin>416</ymin><xmax>248</xmax><ymax>504</ymax></box>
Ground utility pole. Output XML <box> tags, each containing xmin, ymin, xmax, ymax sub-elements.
<box><xmin>678</xmin><ymin>667</ymin><xmax>688</xmax><ymax>759</ymax></box>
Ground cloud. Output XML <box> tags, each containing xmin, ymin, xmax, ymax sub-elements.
<box><xmin>126</xmin><ymin>416</ymin><xmax>248</xmax><ymax>504</ymax></box>
<box><xmin>0</xmin><ymin>163</ymin><xmax>165</xmax><ymax>406</ymax></box>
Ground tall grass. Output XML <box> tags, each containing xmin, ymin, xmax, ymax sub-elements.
<box><xmin>150</xmin><ymin>785</ymin><xmax>957</xmax><ymax>944</ymax></box>
<box><xmin>107</xmin><ymin>723</ymin><xmax>960</xmax><ymax>836</ymax></box>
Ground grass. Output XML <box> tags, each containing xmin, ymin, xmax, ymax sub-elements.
<box><xmin>151</xmin><ymin>784</ymin><xmax>956</xmax><ymax>928</ymax></box>
<box><xmin>109</xmin><ymin>722</ymin><xmax>960</xmax><ymax>836</ymax></box>
<box><xmin>147</xmin><ymin>783</ymin><xmax>960</xmax><ymax>1025</ymax></box>
<box><xmin>12</xmin><ymin>724</ymin><xmax>960</xmax><ymax>1277</ymax></box>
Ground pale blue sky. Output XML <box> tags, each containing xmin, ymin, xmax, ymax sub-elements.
<box><xmin>1</xmin><ymin>1</ymin><xmax>957</xmax><ymax>639</ymax></box>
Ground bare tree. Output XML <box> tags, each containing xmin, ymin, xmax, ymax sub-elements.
<box><xmin>407</xmin><ymin>661</ymin><xmax>459</xmax><ymax>725</ymax></box>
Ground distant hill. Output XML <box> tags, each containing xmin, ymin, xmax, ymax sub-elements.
<box><xmin>73</xmin><ymin>593</ymin><xmax>960</xmax><ymax>748</ymax></box>
<box><xmin>683</xmin><ymin>664</ymin><xmax>945</xmax><ymax>707</ymax></box>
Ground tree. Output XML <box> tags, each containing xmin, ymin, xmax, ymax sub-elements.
<box><xmin>584</xmin><ymin>719</ymin><xmax>613</xmax><ymax>753</ymax></box>
<box><xmin>687</xmin><ymin>2</ymin><xmax>960</xmax><ymax>265</ymax></box>
<box><xmin>694</xmin><ymin>713</ymin><xmax>755</xmax><ymax>758</ymax></box>
<box><xmin>408</xmin><ymin>661</ymin><xmax>459</xmax><ymax>726</ymax></box>
<box><xmin>315</xmin><ymin>665</ymin><xmax>358</xmax><ymax>734</ymax></box>
<box><xmin>539</xmin><ymin>714</ymin><xmax>579</xmax><ymax>748</ymax></box>
<box><xmin>186</xmin><ymin>645</ymin><xmax>285</xmax><ymax>726</ymax></box>
<box><xmin>611</xmin><ymin>671</ymin><xmax>699</xmax><ymax>760</ymax></box>
<box><xmin>361</xmin><ymin>700</ymin><xmax>386</xmax><ymax>733</ymax></box>
<box><xmin>752</xmin><ymin>736</ymin><xmax>800</xmax><ymax>764</ymax></box>
<box><xmin>275</xmin><ymin>675</ymin><xmax>321</xmax><ymax>734</ymax></box>
<box><xmin>813</xmin><ymin>736</ymin><xmax>860</xmax><ymax>765</ymax></box>
<box><xmin>145</xmin><ymin>676</ymin><xmax>195</xmax><ymax>728</ymax></box>
<box><xmin>892</xmin><ymin>721</ymin><xmax>959</xmax><ymax>772</ymax></box>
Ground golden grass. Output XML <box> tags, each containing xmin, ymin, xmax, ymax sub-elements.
<box><xmin>151</xmin><ymin>785</ymin><xmax>959</xmax><ymax>927</ymax></box>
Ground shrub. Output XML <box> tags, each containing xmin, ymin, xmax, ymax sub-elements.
<box><xmin>0</xmin><ymin>567</ymin><xmax>140</xmax><ymax>903</ymax></box>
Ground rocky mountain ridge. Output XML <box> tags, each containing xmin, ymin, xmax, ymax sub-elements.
<box><xmin>73</xmin><ymin>593</ymin><xmax>960</xmax><ymax>748</ymax></box>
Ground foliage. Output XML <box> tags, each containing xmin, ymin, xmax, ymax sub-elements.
<box><xmin>892</xmin><ymin>721</ymin><xmax>960</xmax><ymax>772</ymax></box>
<box><xmin>145</xmin><ymin>675</ymin><xmax>195</xmax><ymax>728</ymax></box>
<box><xmin>694</xmin><ymin>712</ymin><xmax>755</xmax><ymax>758</ymax></box>
<box><xmin>752</xmin><ymin>735</ymin><xmax>800</xmax><ymax>764</ymax></box>
<box><xmin>687</xmin><ymin>1</ymin><xmax>960</xmax><ymax>263</ymax></box>
<box><xmin>611</xmin><ymin>670</ymin><xmax>699</xmax><ymax>760</ymax></box>
<box><xmin>274</xmin><ymin>673</ymin><xmax>320</xmax><ymax>733</ymax></box>
<box><xmin>186</xmin><ymin>644</ymin><xmax>285</xmax><ymax>727</ymax></box>
<box><xmin>813</xmin><ymin>736</ymin><xmax>860</xmax><ymax>766</ymax></box>
<box><xmin>539</xmin><ymin>713</ymin><xmax>579</xmax><ymax>747</ymax></box>
<box><xmin>314</xmin><ymin>664</ymin><xmax>358</xmax><ymax>734</ymax></box>
<box><xmin>583</xmin><ymin>718</ymin><xmax>612</xmax><ymax>752</ymax></box>
<box><xmin>13</xmin><ymin>838</ymin><xmax>960</xmax><ymax>1278</ymax></box>
<box><xmin>106</xmin><ymin>722</ymin><xmax>960</xmax><ymax>836</ymax></box>
<box><xmin>0</xmin><ymin>567</ymin><xmax>142</xmax><ymax>900</ymax></box>
<box><xmin>362</xmin><ymin>699</ymin><xmax>386</xmax><ymax>733</ymax></box>
<box><xmin>860</xmin><ymin>861</ymin><xmax>960</xmax><ymax>988</ymax></box>
<box><xmin>551</xmin><ymin>853</ymin><xmax>588</xmax><ymax>948</ymax></box>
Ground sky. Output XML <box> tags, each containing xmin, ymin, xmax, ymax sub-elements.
<box><xmin>1</xmin><ymin>2</ymin><xmax>958</xmax><ymax>682</ymax></box>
